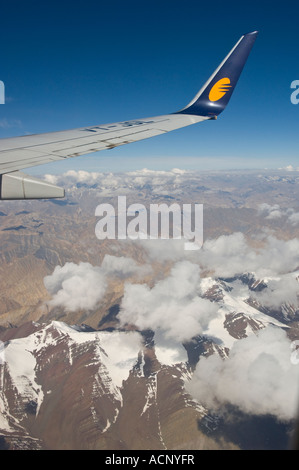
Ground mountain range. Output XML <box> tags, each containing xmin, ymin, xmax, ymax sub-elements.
<box><xmin>1</xmin><ymin>169</ymin><xmax>299</xmax><ymax>450</ymax></box>
<box><xmin>0</xmin><ymin>272</ymin><xmax>297</xmax><ymax>450</ymax></box>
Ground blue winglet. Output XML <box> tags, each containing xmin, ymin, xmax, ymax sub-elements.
<box><xmin>176</xmin><ymin>31</ymin><xmax>258</xmax><ymax>118</ymax></box>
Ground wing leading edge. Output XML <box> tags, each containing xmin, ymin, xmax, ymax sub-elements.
<box><xmin>0</xmin><ymin>31</ymin><xmax>258</xmax><ymax>199</ymax></box>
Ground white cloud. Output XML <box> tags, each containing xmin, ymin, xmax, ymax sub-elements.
<box><xmin>99</xmin><ymin>330</ymin><xmax>143</xmax><ymax>387</ymax></box>
<box><xmin>186</xmin><ymin>326</ymin><xmax>299</xmax><ymax>421</ymax></box>
<box><xmin>44</xmin><ymin>170</ymin><xmax>104</xmax><ymax>187</ymax></box>
<box><xmin>287</xmin><ymin>210</ymin><xmax>299</xmax><ymax>226</ymax></box>
<box><xmin>44</xmin><ymin>262</ymin><xmax>107</xmax><ymax>312</ymax></box>
<box><xmin>258</xmin><ymin>203</ymin><xmax>283</xmax><ymax>220</ymax></box>
<box><xmin>64</xmin><ymin>169</ymin><xmax>103</xmax><ymax>184</ymax></box>
<box><xmin>44</xmin><ymin>174</ymin><xmax>59</xmax><ymax>185</ymax></box>
<box><xmin>278</xmin><ymin>165</ymin><xmax>299</xmax><ymax>172</ymax></box>
<box><xmin>252</xmin><ymin>273</ymin><xmax>299</xmax><ymax>309</ymax></box>
<box><xmin>44</xmin><ymin>255</ymin><xmax>148</xmax><ymax>312</ymax></box>
<box><xmin>139</xmin><ymin>238</ymin><xmax>188</xmax><ymax>262</ymax></box>
<box><xmin>197</xmin><ymin>232</ymin><xmax>299</xmax><ymax>278</ymax></box>
<box><xmin>101</xmin><ymin>254</ymin><xmax>151</xmax><ymax>278</ymax></box>
<box><xmin>126</xmin><ymin>168</ymin><xmax>189</xmax><ymax>178</ymax></box>
<box><xmin>43</xmin><ymin>168</ymin><xmax>194</xmax><ymax>196</ymax></box>
<box><xmin>154</xmin><ymin>329</ymin><xmax>188</xmax><ymax>365</ymax></box>
<box><xmin>257</xmin><ymin>203</ymin><xmax>299</xmax><ymax>226</ymax></box>
<box><xmin>119</xmin><ymin>260</ymin><xmax>219</xmax><ymax>342</ymax></box>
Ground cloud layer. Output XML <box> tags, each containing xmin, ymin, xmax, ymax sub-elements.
<box><xmin>186</xmin><ymin>327</ymin><xmax>299</xmax><ymax>421</ymax></box>
<box><xmin>119</xmin><ymin>260</ymin><xmax>219</xmax><ymax>342</ymax></box>
<box><xmin>252</xmin><ymin>273</ymin><xmax>299</xmax><ymax>309</ymax></box>
<box><xmin>43</xmin><ymin>231</ymin><xmax>299</xmax><ymax>421</ymax></box>
<box><xmin>197</xmin><ymin>232</ymin><xmax>299</xmax><ymax>278</ymax></box>
<box><xmin>44</xmin><ymin>168</ymin><xmax>194</xmax><ymax>197</ymax></box>
<box><xmin>44</xmin><ymin>262</ymin><xmax>107</xmax><ymax>311</ymax></box>
<box><xmin>44</xmin><ymin>255</ymin><xmax>149</xmax><ymax>312</ymax></box>
<box><xmin>258</xmin><ymin>203</ymin><xmax>299</xmax><ymax>226</ymax></box>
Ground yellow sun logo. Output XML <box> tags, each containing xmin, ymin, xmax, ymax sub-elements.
<box><xmin>209</xmin><ymin>78</ymin><xmax>232</xmax><ymax>102</ymax></box>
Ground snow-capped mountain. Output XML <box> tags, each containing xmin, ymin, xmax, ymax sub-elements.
<box><xmin>200</xmin><ymin>273</ymin><xmax>288</xmax><ymax>345</ymax></box>
<box><xmin>0</xmin><ymin>321</ymin><xmax>209</xmax><ymax>450</ymax></box>
<box><xmin>0</xmin><ymin>272</ymin><xmax>297</xmax><ymax>450</ymax></box>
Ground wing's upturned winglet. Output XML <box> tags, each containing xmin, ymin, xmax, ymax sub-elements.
<box><xmin>176</xmin><ymin>31</ymin><xmax>258</xmax><ymax>118</ymax></box>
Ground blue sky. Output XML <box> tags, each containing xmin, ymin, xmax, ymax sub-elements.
<box><xmin>0</xmin><ymin>0</ymin><xmax>298</xmax><ymax>173</ymax></box>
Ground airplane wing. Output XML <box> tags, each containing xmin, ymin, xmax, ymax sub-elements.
<box><xmin>0</xmin><ymin>31</ymin><xmax>258</xmax><ymax>200</ymax></box>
